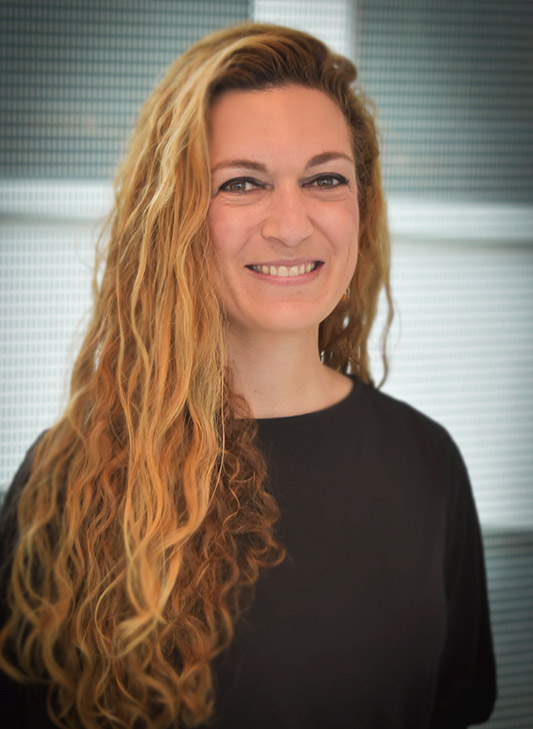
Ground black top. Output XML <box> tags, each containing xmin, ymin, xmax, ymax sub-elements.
<box><xmin>0</xmin><ymin>378</ymin><xmax>496</xmax><ymax>728</ymax></box>
<box><xmin>207</xmin><ymin>379</ymin><xmax>496</xmax><ymax>728</ymax></box>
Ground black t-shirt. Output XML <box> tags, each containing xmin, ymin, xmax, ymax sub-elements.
<box><xmin>207</xmin><ymin>379</ymin><xmax>496</xmax><ymax>728</ymax></box>
<box><xmin>0</xmin><ymin>378</ymin><xmax>496</xmax><ymax>728</ymax></box>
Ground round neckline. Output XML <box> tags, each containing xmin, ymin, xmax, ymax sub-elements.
<box><xmin>255</xmin><ymin>374</ymin><xmax>361</xmax><ymax>427</ymax></box>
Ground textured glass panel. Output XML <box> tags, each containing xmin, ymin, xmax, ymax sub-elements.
<box><xmin>483</xmin><ymin>530</ymin><xmax>533</xmax><ymax>728</ymax></box>
<box><xmin>0</xmin><ymin>0</ymin><xmax>249</xmax><ymax>178</ymax></box>
<box><xmin>253</xmin><ymin>0</ymin><xmax>355</xmax><ymax>56</ymax></box>
<box><xmin>355</xmin><ymin>0</ymin><xmax>533</xmax><ymax>203</ymax></box>
<box><xmin>0</xmin><ymin>222</ymin><xmax>94</xmax><ymax>485</ymax></box>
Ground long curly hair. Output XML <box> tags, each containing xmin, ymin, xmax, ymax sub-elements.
<box><xmin>0</xmin><ymin>23</ymin><xmax>392</xmax><ymax>729</ymax></box>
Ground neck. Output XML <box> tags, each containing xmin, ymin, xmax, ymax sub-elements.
<box><xmin>225</xmin><ymin>327</ymin><xmax>352</xmax><ymax>419</ymax></box>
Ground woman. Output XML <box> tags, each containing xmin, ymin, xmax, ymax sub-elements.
<box><xmin>0</xmin><ymin>23</ymin><xmax>496</xmax><ymax>729</ymax></box>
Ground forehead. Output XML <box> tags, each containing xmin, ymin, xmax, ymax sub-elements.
<box><xmin>208</xmin><ymin>85</ymin><xmax>353</xmax><ymax>164</ymax></box>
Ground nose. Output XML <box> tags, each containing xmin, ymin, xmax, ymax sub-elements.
<box><xmin>261</xmin><ymin>186</ymin><xmax>314</xmax><ymax>247</ymax></box>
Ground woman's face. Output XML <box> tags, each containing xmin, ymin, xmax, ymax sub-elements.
<box><xmin>207</xmin><ymin>84</ymin><xmax>359</xmax><ymax>341</ymax></box>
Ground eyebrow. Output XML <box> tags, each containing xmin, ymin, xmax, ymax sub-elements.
<box><xmin>210</xmin><ymin>151</ymin><xmax>354</xmax><ymax>174</ymax></box>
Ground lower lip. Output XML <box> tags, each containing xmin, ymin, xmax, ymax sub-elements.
<box><xmin>245</xmin><ymin>264</ymin><xmax>323</xmax><ymax>285</ymax></box>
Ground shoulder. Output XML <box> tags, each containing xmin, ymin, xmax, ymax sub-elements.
<box><xmin>0</xmin><ymin>432</ymin><xmax>46</xmax><ymax>576</ymax></box>
<box><xmin>352</xmin><ymin>377</ymin><xmax>460</xmax><ymax>461</ymax></box>
<box><xmin>348</xmin><ymin>378</ymin><xmax>473</xmax><ymax>518</ymax></box>
<box><xmin>0</xmin><ymin>433</ymin><xmax>46</xmax><ymax>520</ymax></box>
<box><xmin>351</xmin><ymin>380</ymin><xmax>484</xmax><ymax>567</ymax></box>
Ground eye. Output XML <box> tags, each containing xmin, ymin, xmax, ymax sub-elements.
<box><xmin>306</xmin><ymin>174</ymin><xmax>348</xmax><ymax>189</ymax></box>
<box><xmin>218</xmin><ymin>177</ymin><xmax>262</xmax><ymax>194</ymax></box>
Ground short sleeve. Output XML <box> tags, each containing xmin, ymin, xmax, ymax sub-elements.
<box><xmin>429</xmin><ymin>439</ymin><xmax>497</xmax><ymax>727</ymax></box>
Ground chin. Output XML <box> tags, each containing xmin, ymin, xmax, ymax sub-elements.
<box><xmin>242</xmin><ymin>302</ymin><xmax>339</xmax><ymax>335</ymax></box>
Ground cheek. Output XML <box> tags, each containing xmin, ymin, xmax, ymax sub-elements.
<box><xmin>207</xmin><ymin>210</ymin><xmax>229</xmax><ymax>297</ymax></box>
<box><xmin>207</xmin><ymin>208</ymin><xmax>243</xmax><ymax>309</ymax></box>
<box><xmin>345</xmin><ymin>200</ymin><xmax>360</xmax><ymax>257</ymax></box>
<box><xmin>207</xmin><ymin>203</ymin><xmax>248</xmax><ymax>265</ymax></box>
<box><xmin>322</xmin><ymin>203</ymin><xmax>359</xmax><ymax>256</ymax></box>
<box><xmin>336</xmin><ymin>206</ymin><xmax>359</xmax><ymax>288</ymax></box>
<box><xmin>207</xmin><ymin>203</ymin><xmax>227</xmax><ymax>252</ymax></box>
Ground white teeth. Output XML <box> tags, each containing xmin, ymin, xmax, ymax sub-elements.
<box><xmin>250</xmin><ymin>262</ymin><xmax>318</xmax><ymax>277</ymax></box>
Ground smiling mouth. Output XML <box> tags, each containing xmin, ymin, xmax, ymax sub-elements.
<box><xmin>246</xmin><ymin>261</ymin><xmax>322</xmax><ymax>277</ymax></box>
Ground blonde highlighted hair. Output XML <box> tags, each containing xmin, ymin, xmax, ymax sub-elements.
<box><xmin>0</xmin><ymin>23</ymin><xmax>392</xmax><ymax>728</ymax></box>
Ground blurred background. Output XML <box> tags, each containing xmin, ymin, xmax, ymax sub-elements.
<box><xmin>1</xmin><ymin>0</ymin><xmax>531</xmax><ymax>725</ymax></box>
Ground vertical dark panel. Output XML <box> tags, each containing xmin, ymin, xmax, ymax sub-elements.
<box><xmin>0</xmin><ymin>0</ymin><xmax>250</xmax><ymax>179</ymax></box>
<box><xmin>356</xmin><ymin>0</ymin><xmax>533</xmax><ymax>203</ymax></box>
